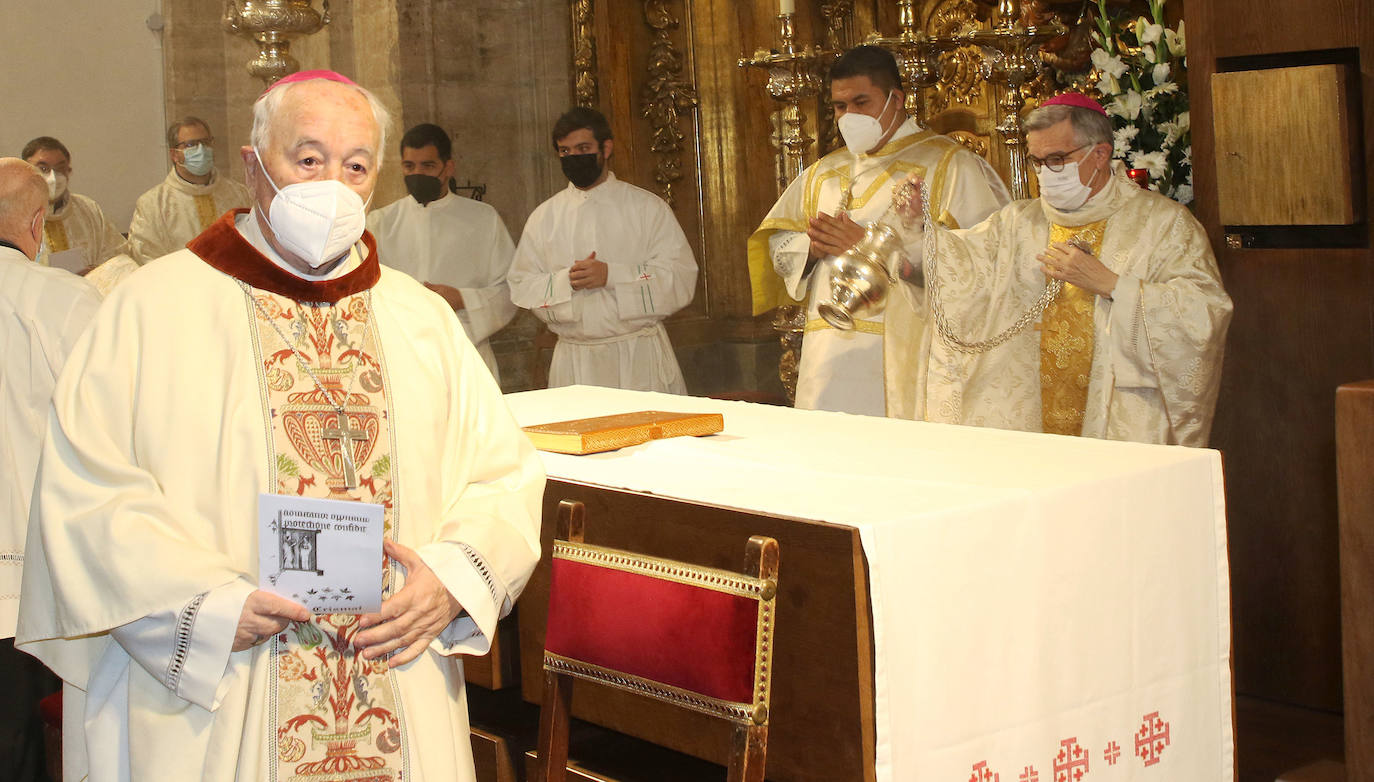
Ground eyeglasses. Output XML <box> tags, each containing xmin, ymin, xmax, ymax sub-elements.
<box><xmin>173</xmin><ymin>138</ymin><xmax>213</xmax><ymax>150</ymax></box>
<box><xmin>1027</xmin><ymin>143</ymin><xmax>1092</xmax><ymax>172</ymax></box>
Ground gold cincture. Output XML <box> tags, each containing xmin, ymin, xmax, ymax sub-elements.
<box><xmin>222</xmin><ymin>0</ymin><xmax>332</xmax><ymax>86</ymax></box>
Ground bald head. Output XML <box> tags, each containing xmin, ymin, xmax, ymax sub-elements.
<box><xmin>0</xmin><ymin>158</ymin><xmax>48</xmax><ymax>260</ymax></box>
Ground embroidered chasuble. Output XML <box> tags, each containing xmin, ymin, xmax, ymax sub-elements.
<box><xmin>1038</xmin><ymin>221</ymin><xmax>1106</xmax><ymax>436</ymax></box>
<box><xmin>129</xmin><ymin>169</ymin><xmax>254</xmax><ymax>264</ymax></box>
<box><xmin>748</xmin><ymin>119</ymin><xmax>1010</xmax><ymax>416</ymax></box>
<box><xmin>250</xmin><ymin>286</ymin><xmax>407</xmax><ymax>780</ymax></box>
<box><xmin>916</xmin><ymin>168</ymin><xmax>1233</xmax><ymax>445</ymax></box>
<box><xmin>16</xmin><ymin>209</ymin><xmax>545</xmax><ymax>782</ymax></box>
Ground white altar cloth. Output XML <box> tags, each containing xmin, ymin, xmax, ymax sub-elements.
<box><xmin>504</xmin><ymin>386</ymin><xmax>1234</xmax><ymax>782</ymax></box>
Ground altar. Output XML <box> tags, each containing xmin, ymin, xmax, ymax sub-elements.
<box><xmin>502</xmin><ymin>386</ymin><xmax>1234</xmax><ymax>782</ymax></box>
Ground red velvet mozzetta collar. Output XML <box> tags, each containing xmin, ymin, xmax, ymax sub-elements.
<box><xmin>188</xmin><ymin>208</ymin><xmax>380</xmax><ymax>303</ymax></box>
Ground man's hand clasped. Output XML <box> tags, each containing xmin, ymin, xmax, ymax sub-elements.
<box><xmin>1036</xmin><ymin>242</ymin><xmax>1119</xmax><ymax>299</ymax></box>
<box><xmin>806</xmin><ymin>211</ymin><xmax>867</xmax><ymax>260</ymax></box>
<box><xmin>569</xmin><ymin>251</ymin><xmax>608</xmax><ymax>290</ymax></box>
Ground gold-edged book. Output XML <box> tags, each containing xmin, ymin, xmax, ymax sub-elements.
<box><xmin>522</xmin><ymin>410</ymin><xmax>724</xmax><ymax>455</ymax></box>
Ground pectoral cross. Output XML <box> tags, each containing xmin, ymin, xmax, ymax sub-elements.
<box><xmin>322</xmin><ymin>419</ymin><xmax>367</xmax><ymax>489</ymax></box>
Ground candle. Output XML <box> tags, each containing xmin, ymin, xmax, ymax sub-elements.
<box><xmin>780</xmin><ymin>0</ymin><xmax>795</xmax><ymax>15</ymax></box>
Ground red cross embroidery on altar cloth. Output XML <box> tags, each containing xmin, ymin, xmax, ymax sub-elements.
<box><xmin>638</xmin><ymin>271</ymin><xmax>652</xmax><ymax>281</ymax></box>
<box><xmin>1019</xmin><ymin>765</ymin><xmax>1040</xmax><ymax>782</ymax></box>
<box><xmin>1054</xmin><ymin>737</ymin><xmax>1089</xmax><ymax>782</ymax></box>
<box><xmin>969</xmin><ymin>760</ymin><xmax>999</xmax><ymax>782</ymax></box>
<box><xmin>1135</xmin><ymin>711</ymin><xmax>1171</xmax><ymax>767</ymax></box>
<box><xmin>1104</xmin><ymin>740</ymin><xmax>1122</xmax><ymax>765</ymax></box>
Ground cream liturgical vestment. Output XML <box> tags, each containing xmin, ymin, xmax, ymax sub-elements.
<box><xmin>367</xmin><ymin>192</ymin><xmax>518</xmax><ymax>382</ymax></box>
<box><xmin>916</xmin><ymin>167</ymin><xmax>1233</xmax><ymax>445</ymax></box>
<box><xmin>748</xmin><ymin>119</ymin><xmax>1009</xmax><ymax>417</ymax></box>
<box><xmin>128</xmin><ymin>168</ymin><xmax>253</xmax><ymax>263</ymax></box>
<box><xmin>36</xmin><ymin>193</ymin><xmax>128</xmax><ymax>270</ymax></box>
<box><xmin>508</xmin><ymin>173</ymin><xmax>697</xmax><ymax>393</ymax></box>
<box><xmin>17</xmin><ymin>209</ymin><xmax>545</xmax><ymax>782</ymax></box>
<box><xmin>0</xmin><ymin>245</ymin><xmax>100</xmax><ymax>637</ymax></box>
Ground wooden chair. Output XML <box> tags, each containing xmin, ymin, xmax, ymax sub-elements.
<box><xmin>534</xmin><ymin>500</ymin><xmax>780</xmax><ymax>782</ymax></box>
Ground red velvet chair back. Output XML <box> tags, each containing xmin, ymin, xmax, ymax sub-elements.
<box><xmin>535</xmin><ymin>500</ymin><xmax>779</xmax><ymax>782</ymax></box>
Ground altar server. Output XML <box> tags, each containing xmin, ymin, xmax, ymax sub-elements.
<box><xmin>368</xmin><ymin>123</ymin><xmax>517</xmax><ymax>382</ymax></box>
<box><xmin>508</xmin><ymin>107</ymin><xmax>697</xmax><ymax>393</ymax></box>
<box><xmin>18</xmin><ymin>71</ymin><xmax>544</xmax><ymax>782</ymax></box>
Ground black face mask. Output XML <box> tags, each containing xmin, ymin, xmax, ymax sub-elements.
<box><xmin>405</xmin><ymin>174</ymin><xmax>444</xmax><ymax>206</ymax></box>
<box><xmin>560</xmin><ymin>152</ymin><xmax>603</xmax><ymax>189</ymax></box>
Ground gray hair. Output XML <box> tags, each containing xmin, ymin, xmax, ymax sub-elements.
<box><xmin>1023</xmin><ymin>104</ymin><xmax>1113</xmax><ymax>147</ymax></box>
<box><xmin>249</xmin><ymin>77</ymin><xmax>392</xmax><ymax>163</ymax></box>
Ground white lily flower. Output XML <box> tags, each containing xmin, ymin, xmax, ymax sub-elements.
<box><xmin>1153</xmin><ymin>62</ymin><xmax>1171</xmax><ymax>84</ymax></box>
<box><xmin>1097</xmin><ymin>72</ymin><xmax>1122</xmax><ymax>96</ymax></box>
<box><xmin>1141</xmin><ymin>22</ymin><xmax>1164</xmax><ymax>45</ymax></box>
<box><xmin>1129</xmin><ymin>149</ymin><xmax>1168</xmax><ymax>178</ymax></box>
<box><xmin>1109</xmin><ymin>91</ymin><xmax>1144</xmax><ymax>121</ymax></box>
<box><xmin>1142</xmin><ymin>44</ymin><xmax>1158</xmax><ymax>63</ymax></box>
<box><xmin>1165</xmin><ymin>21</ymin><xmax>1187</xmax><ymax>57</ymax></box>
<box><xmin>1092</xmin><ymin>48</ymin><xmax>1129</xmax><ymax>78</ymax></box>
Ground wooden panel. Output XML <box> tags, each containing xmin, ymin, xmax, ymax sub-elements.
<box><xmin>1336</xmin><ymin>380</ymin><xmax>1374</xmax><ymax>781</ymax></box>
<box><xmin>519</xmin><ymin>480</ymin><xmax>876</xmax><ymax>782</ymax></box>
<box><xmin>1213</xmin><ymin>64</ymin><xmax>1358</xmax><ymax>225</ymax></box>
<box><xmin>470</xmin><ymin>726</ymin><xmax>517</xmax><ymax>782</ymax></box>
<box><xmin>1187</xmin><ymin>0</ymin><xmax>1374</xmax><ymax>716</ymax></box>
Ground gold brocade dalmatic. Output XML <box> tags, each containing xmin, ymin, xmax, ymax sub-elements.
<box><xmin>249</xmin><ymin>288</ymin><xmax>408</xmax><ymax>782</ymax></box>
<box><xmin>1039</xmin><ymin>220</ymin><xmax>1107</xmax><ymax>436</ymax></box>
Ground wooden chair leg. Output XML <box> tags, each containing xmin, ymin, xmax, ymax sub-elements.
<box><xmin>728</xmin><ymin>723</ymin><xmax>768</xmax><ymax>782</ymax></box>
<box><xmin>535</xmin><ymin>670</ymin><xmax>573</xmax><ymax>782</ymax></box>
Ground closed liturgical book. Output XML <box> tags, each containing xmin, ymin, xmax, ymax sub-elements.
<box><xmin>522</xmin><ymin>410</ymin><xmax>725</xmax><ymax>455</ymax></box>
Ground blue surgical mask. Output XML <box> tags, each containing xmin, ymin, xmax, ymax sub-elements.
<box><xmin>182</xmin><ymin>144</ymin><xmax>214</xmax><ymax>177</ymax></box>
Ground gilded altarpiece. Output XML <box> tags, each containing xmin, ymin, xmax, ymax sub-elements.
<box><xmin>570</xmin><ymin>0</ymin><xmax>1094</xmax><ymax>397</ymax></box>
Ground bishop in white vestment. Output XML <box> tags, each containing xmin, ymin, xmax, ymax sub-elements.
<box><xmin>17</xmin><ymin>72</ymin><xmax>544</xmax><ymax>782</ymax></box>
<box><xmin>749</xmin><ymin>46</ymin><xmax>1009</xmax><ymax>417</ymax></box>
<box><xmin>368</xmin><ymin>191</ymin><xmax>517</xmax><ymax>382</ymax></box>
<box><xmin>509</xmin><ymin>107</ymin><xmax>697</xmax><ymax>393</ymax></box>
<box><xmin>905</xmin><ymin>95</ymin><xmax>1232</xmax><ymax>445</ymax></box>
